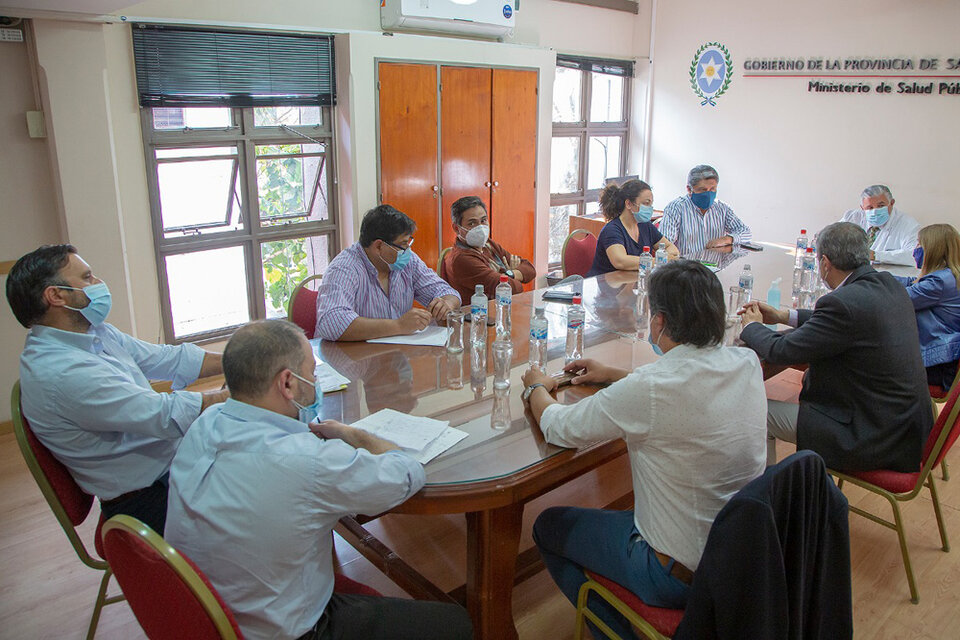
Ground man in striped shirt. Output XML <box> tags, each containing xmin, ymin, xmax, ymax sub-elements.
<box><xmin>316</xmin><ymin>205</ymin><xmax>461</xmax><ymax>341</ymax></box>
<box><xmin>660</xmin><ymin>164</ymin><xmax>752</xmax><ymax>256</ymax></box>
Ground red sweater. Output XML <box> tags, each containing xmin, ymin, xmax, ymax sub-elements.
<box><xmin>442</xmin><ymin>239</ymin><xmax>536</xmax><ymax>301</ymax></box>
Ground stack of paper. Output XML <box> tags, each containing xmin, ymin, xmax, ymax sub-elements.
<box><xmin>312</xmin><ymin>353</ymin><xmax>351</xmax><ymax>393</ymax></box>
<box><xmin>367</xmin><ymin>324</ymin><xmax>451</xmax><ymax>347</ymax></box>
<box><xmin>351</xmin><ymin>408</ymin><xmax>468</xmax><ymax>465</ymax></box>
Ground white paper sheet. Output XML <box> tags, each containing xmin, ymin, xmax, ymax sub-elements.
<box><xmin>366</xmin><ymin>324</ymin><xmax>451</xmax><ymax>347</ymax></box>
<box><xmin>314</xmin><ymin>362</ymin><xmax>350</xmax><ymax>393</ymax></box>
<box><xmin>350</xmin><ymin>408</ymin><xmax>450</xmax><ymax>452</ymax></box>
<box><xmin>416</xmin><ymin>427</ymin><xmax>469</xmax><ymax>465</ymax></box>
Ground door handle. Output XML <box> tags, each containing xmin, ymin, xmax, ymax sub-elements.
<box><xmin>484</xmin><ymin>181</ymin><xmax>492</xmax><ymax>187</ymax></box>
<box><xmin>432</xmin><ymin>185</ymin><xmax>440</xmax><ymax>192</ymax></box>
<box><xmin>493</xmin><ymin>181</ymin><xmax>500</xmax><ymax>187</ymax></box>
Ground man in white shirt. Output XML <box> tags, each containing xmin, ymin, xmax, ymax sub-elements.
<box><xmin>520</xmin><ymin>260</ymin><xmax>767</xmax><ymax>640</ymax></box>
<box><xmin>660</xmin><ymin>164</ymin><xmax>752</xmax><ymax>255</ymax></box>
<box><xmin>165</xmin><ymin>319</ymin><xmax>472</xmax><ymax>640</ymax></box>
<box><xmin>7</xmin><ymin>244</ymin><xmax>228</xmax><ymax>533</ymax></box>
<box><xmin>840</xmin><ymin>184</ymin><xmax>920</xmax><ymax>266</ymax></box>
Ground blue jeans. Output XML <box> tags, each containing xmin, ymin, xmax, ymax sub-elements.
<box><xmin>533</xmin><ymin>506</ymin><xmax>690</xmax><ymax>640</ymax></box>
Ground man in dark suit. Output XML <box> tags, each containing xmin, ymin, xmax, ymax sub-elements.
<box><xmin>739</xmin><ymin>222</ymin><xmax>932</xmax><ymax>472</ymax></box>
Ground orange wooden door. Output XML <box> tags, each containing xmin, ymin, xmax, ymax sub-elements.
<box><xmin>491</xmin><ymin>68</ymin><xmax>538</xmax><ymax>277</ymax></box>
<box><xmin>378</xmin><ymin>62</ymin><xmax>441</xmax><ymax>271</ymax></box>
<box><xmin>440</xmin><ymin>66</ymin><xmax>492</xmax><ymax>251</ymax></box>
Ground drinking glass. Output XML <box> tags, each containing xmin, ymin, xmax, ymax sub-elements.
<box><xmin>446</xmin><ymin>310</ymin><xmax>464</xmax><ymax>353</ymax></box>
<box><xmin>492</xmin><ymin>340</ymin><xmax>513</xmax><ymax>389</ymax></box>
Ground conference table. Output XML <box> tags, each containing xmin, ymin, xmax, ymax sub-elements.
<box><xmin>314</xmin><ymin>241</ymin><xmax>915</xmax><ymax>640</ymax></box>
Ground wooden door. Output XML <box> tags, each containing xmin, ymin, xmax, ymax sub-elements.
<box><xmin>491</xmin><ymin>68</ymin><xmax>538</xmax><ymax>274</ymax></box>
<box><xmin>378</xmin><ymin>62</ymin><xmax>441</xmax><ymax>271</ymax></box>
<box><xmin>440</xmin><ymin>66</ymin><xmax>492</xmax><ymax>251</ymax></box>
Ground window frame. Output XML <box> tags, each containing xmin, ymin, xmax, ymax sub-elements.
<box><xmin>142</xmin><ymin>106</ymin><xmax>340</xmax><ymax>343</ymax></box>
<box><xmin>549</xmin><ymin>64</ymin><xmax>632</xmax><ymax>266</ymax></box>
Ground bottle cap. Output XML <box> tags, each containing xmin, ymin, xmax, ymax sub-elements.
<box><xmin>806</xmin><ymin>247</ymin><xmax>814</xmax><ymax>253</ymax></box>
<box><xmin>573</xmin><ymin>295</ymin><xmax>582</xmax><ymax>304</ymax></box>
<box><xmin>475</xmin><ymin>284</ymin><xmax>484</xmax><ymax>293</ymax></box>
<box><xmin>801</xmin><ymin>229</ymin><xmax>807</xmax><ymax>234</ymax></box>
<box><xmin>643</xmin><ymin>245</ymin><xmax>650</xmax><ymax>252</ymax></box>
<box><xmin>500</xmin><ymin>274</ymin><xmax>508</xmax><ymax>283</ymax></box>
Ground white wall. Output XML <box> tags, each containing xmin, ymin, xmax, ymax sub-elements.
<box><xmin>646</xmin><ymin>0</ymin><xmax>960</xmax><ymax>247</ymax></box>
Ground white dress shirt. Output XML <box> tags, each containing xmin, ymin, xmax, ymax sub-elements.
<box><xmin>19</xmin><ymin>323</ymin><xmax>204</xmax><ymax>499</ymax></box>
<box><xmin>660</xmin><ymin>195</ymin><xmax>752</xmax><ymax>256</ymax></box>
<box><xmin>165</xmin><ymin>399</ymin><xmax>426</xmax><ymax>640</ymax></box>
<box><xmin>840</xmin><ymin>206</ymin><xmax>920</xmax><ymax>266</ymax></box>
<box><xmin>538</xmin><ymin>344</ymin><xmax>767</xmax><ymax>571</ymax></box>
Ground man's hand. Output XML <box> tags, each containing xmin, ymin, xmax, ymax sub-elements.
<box><xmin>396</xmin><ymin>307</ymin><xmax>432</xmax><ymax>334</ymax></box>
<box><xmin>738</xmin><ymin>300</ymin><xmax>787</xmax><ymax>326</ymax></box>
<box><xmin>705</xmin><ymin>235</ymin><xmax>734</xmax><ymax>249</ymax></box>
<box><xmin>426</xmin><ymin>297</ymin><xmax>455</xmax><ymax>324</ymax></box>
<box><xmin>562</xmin><ymin>358</ymin><xmax>626</xmax><ymax>385</ymax></box>
<box><xmin>521</xmin><ymin>368</ymin><xmax>557</xmax><ymax>396</ymax></box>
<box><xmin>309</xmin><ymin>420</ymin><xmax>401</xmax><ymax>455</ymax></box>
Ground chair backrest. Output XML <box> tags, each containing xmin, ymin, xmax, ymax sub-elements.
<box><xmin>10</xmin><ymin>380</ymin><xmax>104</xmax><ymax>568</ymax></box>
<box><xmin>923</xmin><ymin>377</ymin><xmax>960</xmax><ymax>472</ymax></box>
<box><xmin>561</xmin><ymin>230</ymin><xmax>597</xmax><ymax>278</ymax></box>
<box><xmin>437</xmin><ymin>246</ymin><xmax>453</xmax><ymax>279</ymax></box>
<box><xmin>674</xmin><ymin>451</ymin><xmax>852</xmax><ymax>640</ymax></box>
<box><xmin>287</xmin><ymin>274</ymin><xmax>323</xmax><ymax>339</ymax></box>
<box><xmin>102</xmin><ymin>515</ymin><xmax>243</xmax><ymax>640</ymax></box>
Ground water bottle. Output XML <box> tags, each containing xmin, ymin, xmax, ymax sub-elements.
<box><xmin>565</xmin><ymin>295</ymin><xmax>585</xmax><ymax>363</ymax></box>
<box><xmin>738</xmin><ymin>264</ymin><xmax>754</xmax><ymax>303</ymax></box>
<box><xmin>528</xmin><ymin>306</ymin><xmax>548</xmax><ymax>373</ymax></box>
<box><xmin>637</xmin><ymin>245</ymin><xmax>653</xmax><ymax>291</ymax></box>
<box><xmin>800</xmin><ymin>247</ymin><xmax>817</xmax><ymax>293</ymax></box>
<box><xmin>655</xmin><ymin>240</ymin><xmax>668</xmax><ymax>269</ymax></box>
<box><xmin>765</xmin><ymin>278</ymin><xmax>781</xmax><ymax>329</ymax></box>
<box><xmin>495</xmin><ymin>275</ymin><xmax>512</xmax><ymax>340</ymax></box>
<box><xmin>795</xmin><ymin>229</ymin><xmax>808</xmax><ymax>268</ymax></box>
<box><xmin>470</xmin><ymin>284</ymin><xmax>487</xmax><ymax>346</ymax></box>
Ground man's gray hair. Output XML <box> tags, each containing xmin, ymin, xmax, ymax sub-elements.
<box><xmin>817</xmin><ymin>222</ymin><xmax>870</xmax><ymax>271</ymax></box>
<box><xmin>223</xmin><ymin>319</ymin><xmax>307</xmax><ymax>399</ymax></box>
<box><xmin>860</xmin><ymin>184</ymin><xmax>893</xmax><ymax>201</ymax></box>
<box><xmin>687</xmin><ymin>164</ymin><xmax>720</xmax><ymax>189</ymax></box>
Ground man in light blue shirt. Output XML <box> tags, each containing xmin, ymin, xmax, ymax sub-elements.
<box><xmin>660</xmin><ymin>164</ymin><xmax>752</xmax><ymax>255</ymax></box>
<box><xmin>165</xmin><ymin>319</ymin><xmax>472</xmax><ymax>640</ymax></box>
<box><xmin>7</xmin><ymin>245</ymin><xmax>228</xmax><ymax>533</ymax></box>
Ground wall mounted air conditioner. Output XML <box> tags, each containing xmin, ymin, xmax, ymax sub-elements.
<box><xmin>381</xmin><ymin>0</ymin><xmax>516</xmax><ymax>40</ymax></box>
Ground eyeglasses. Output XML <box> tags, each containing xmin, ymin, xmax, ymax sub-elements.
<box><xmin>384</xmin><ymin>238</ymin><xmax>414</xmax><ymax>252</ymax></box>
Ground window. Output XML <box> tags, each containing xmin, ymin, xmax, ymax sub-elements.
<box><xmin>549</xmin><ymin>56</ymin><xmax>633</xmax><ymax>264</ymax></box>
<box><xmin>134</xmin><ymin>26</ymin><xmax>338</xmax><ymax>342</ymax></box>
<box><xmin>143</xmin><ymin>107</ymin><xmax>337</xmax><ymax>341</ymax></box>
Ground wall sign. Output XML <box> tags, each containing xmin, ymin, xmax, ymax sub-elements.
<box><xmin>742</xmin><ymin>56</ymin><xmax>960</xmax><ymax>96</ymax></box>
<box><xmin>690</xmin><ymin>42</ymin><xmax>733</xmax><ymax>106</ymax></box>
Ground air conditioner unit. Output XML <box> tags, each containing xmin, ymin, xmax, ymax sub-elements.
<box><xmin>381</xmin><ymin>0</ymin><xmax>516</xmax><ymax>40</ymax></box>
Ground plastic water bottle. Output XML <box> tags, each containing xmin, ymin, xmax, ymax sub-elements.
<box><xmin>495</xmin><ymin>275</ymin><xmax>512</xmax><ymax>341</ymax></box>
<box><xmin>655</xmin><ymin>240</ymin><xmax>668</xmax><ymax>269</ymax></box>
<box><xmin>738</xmin><ymin>264</ymin><xmax>754</xmax><ymax>303</ymax></box>
<box><xmin>565</xmin><ymin>295</ymin><xmax>585</xmax><ymax>363</ymax></box>
<box><xmin>765</xmin><ymin>278</ymin><xmax>781</xmax><ymax>329</ymax></box>
<box><xmin>637</xmin><ymin>245</ymin><xmax>653</xmax><ymax>291</ymax></box>
<box><xmin>471</xmin><ymin>284</ymin><xmax>487</xmax><ymax>346</ymax></box>
<box><xmin>795</xmin><ymin>229</ymin><xmax>808</xmax><ymax>268</ymax></box>
<box><xmin>528</xmin><ymin>306</ymin><xmax>548</xmax><ymax>372</ymax></box>
<box><xmin>800</xmin><ymin>248</ymin><xmax>816</xmax><ymax>293</ymax></box>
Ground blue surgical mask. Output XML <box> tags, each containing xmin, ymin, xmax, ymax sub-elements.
<box><xmin>647</xmin><ymin>321</ymin><xmax>664</xmax><ymax>356</ymax></box>
<box><xmin>384</xmin><ymin>242</ymin><xmax>413</xmax><ymax>272</ymax></box>
<box><xmin>633</xmin><ymin>204</ymin><xmax>654</xmax><ymax>224</ymax></box>
<box><xmin>690</xmin><ymin>191</ymin><xmax>716</xmax><ymax>210</ymax></box>
<box><xmin>865</xmin><ymin>205</ymin><xmax>889</xmax><ymax>228</ymax></box>
<box><xmin>914</xmin><ymin>246</ymin><xmax>924</xmax><ymax>269</ymax></box>
<box><xmin>59</xmin><ymin>282</ymin><xmax>112</xmax><ymax>326</ymax></box>
<box><xmin>291</xmin><ymin>371</ymin><xmax>323</xmax><ymax>423</ymax></box>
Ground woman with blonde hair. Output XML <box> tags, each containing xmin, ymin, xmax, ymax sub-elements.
<box><xmin>586</xmin><ymin>179</ymin><xmax>679</xmax><ymax>278</ymax></box>
<box><xmin>896</xmin><ymin>223</ymin><xmax>960</xmax><ymax>389</ymax></box>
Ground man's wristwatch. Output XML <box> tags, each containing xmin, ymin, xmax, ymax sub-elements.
<box><xmin>504</xmin><ymin>269</ymin><xmax>515</xmax><ymax>279</ymax></box>
<box><xmin>522</xmin><ymin>382</ymin><xmax>546</xmax><ymax>402</ymax></box>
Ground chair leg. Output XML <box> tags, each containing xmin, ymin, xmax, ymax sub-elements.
<box><xmin>86</xmin><ymin>568</ymin><xmax>113</xmax><ymax>640</ymax></box>
<box><xmin>575</xmin><ymin>582</ymin><xmax>588</xmax><ymax>640</ymax></box>
<box><xmin>942</xmin><ymin>458</ymin><xmax>950</xmax><ymax>482</ymax></box>
<box><xmin>927</xmin><ymin>476</ymin><xmax>950</xmax><ymax>552</ymax></box>
<box><xmin>885</xmin><ymin>497</ymin><xmax>920</xmax><ymax>604</ymax></box>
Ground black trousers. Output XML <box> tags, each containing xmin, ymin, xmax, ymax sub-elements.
<box><xmin>99</xmin><ymin>472</ymin><xmax>170</xmax><ymax>535</ymax></box>
<box><xmin>298</xmin><ymin>593</ymin><xmax>473</xmax><ymax>640</ymax></box>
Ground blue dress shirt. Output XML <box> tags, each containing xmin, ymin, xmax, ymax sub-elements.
<box><xmin>660</xmin><ymin>195</ymin><xmax>752</xmax><ymax>255</ymax></box>
<box><xmin>19</xmin><ymin>323</ymin><xmax>204</xmax><ymax>500</ymax></box>
<box><xmin>164</xmin><ymin>399</ymin><xmax>426</xmax><ymax>640</ymax></box>
<box><xmin>895</xmin><ymin>268</ymin><xmax>960</xmax><ymax>368</ymax></box>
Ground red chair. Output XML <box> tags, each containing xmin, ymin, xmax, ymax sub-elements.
<box><xmin>832</xmin><ymin>378</ymin><xmax>960</xmax><ymax>603</ymax></box>
<box><xmin>930</xmin><ymin>361</ymin><xmax>959</xmax><ymax>481</ymax></box>
<box><xmin>101</xmin><ymin>515</ymin><xmax>243</xmax><ymax>639</ymax></box>
<box><xmin>10</xmin><ymin>380</ymin><xmax>125</xmax><ymax>639</ymax></box>
<box><xmin>287</xmin><ymin>274</ymin><xmax>323</xmax><ymax>339</ymax></box>
<box><xmin>561</xmin><ymin>229</ymin><xmax>597</xmax><ymax>278</ymax></box>
<box><xmin>576</xmin><ymin>571</ymin><xmax>682</xmax><ymax>640</ymax></box>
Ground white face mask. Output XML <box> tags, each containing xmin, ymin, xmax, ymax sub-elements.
<box><xmin>461</xmin><ymin>224</ymin><xmax>490</xmax><ymax>249</ymax></box>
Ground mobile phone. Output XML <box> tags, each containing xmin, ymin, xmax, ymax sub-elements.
<box><xmin>551</xmin><ymin>370</ymin><xmax>577</xmax><ymax>388</ymax></box>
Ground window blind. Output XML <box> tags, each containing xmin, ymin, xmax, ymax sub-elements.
<box><xmin>557</xmin><ymin>54</ymin><xmax>634</xmax><ymax>78</ymax></box>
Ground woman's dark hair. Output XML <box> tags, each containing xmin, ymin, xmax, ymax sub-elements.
<box><xmin>451</xmin><ymin>196</ymin><xmax>486</xmax><ymax>226</ymax></box>
<box><xmin>6</xmin><ymin>244</ymin><xmax>77</xmax><ymax>328</ymax></box>
<box><xmin>647</xmin><ymin>259</ymin><xmax>725</xmax><ymax>347</ymax></box>
<box><xmin>598</xmin><ymin>179</ymin><xmax>653</xmax><ymax>222</ymax></box>
<box><xmin>358</xmin><ymin>204</ymin><xmax>417</xmax><ymax>247</ymax></box>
